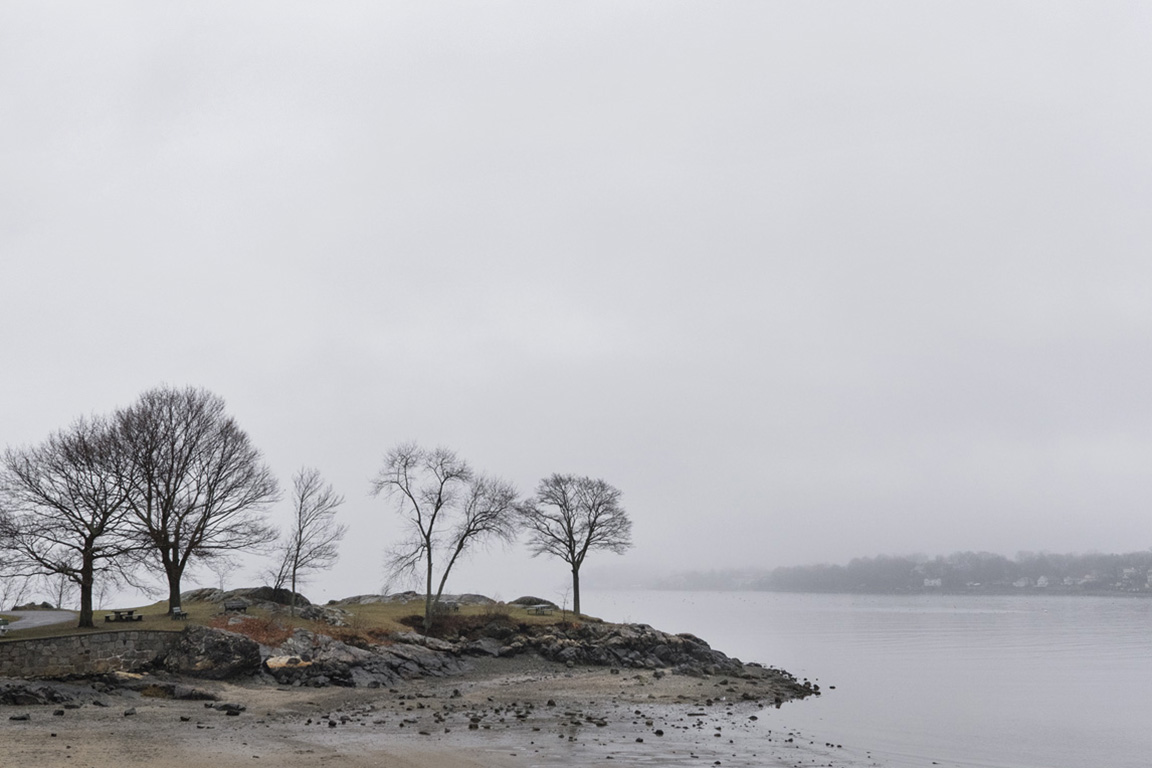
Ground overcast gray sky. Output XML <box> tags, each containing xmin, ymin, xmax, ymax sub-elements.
<box><xmin>3</xmin><ymin>2</ymin><xmax>1151</xmax><ymax>603</ymax></box>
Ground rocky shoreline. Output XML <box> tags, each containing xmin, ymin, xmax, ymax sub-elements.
<box><xmin>3</xmin><ymin>589</ymin><xmax>818</xmax><ymax>707</ymax></box>
<box><xmin>181</xmin><ymin>589</ymin><xmax>817</xmax><ymax>702</ymax></box>
<box><xmin>1</xmin><ymin>593</ymin><xmax>836</xmax><ymax>768</ymax></box>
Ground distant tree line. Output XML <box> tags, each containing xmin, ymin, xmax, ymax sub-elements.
<box><xmin>657</xmin><ymin>550</ymin><xmax>1152</xmax><ymax>595</ymax></box>
<box><xmin>0</xmin><ymin>386</ymin><xmax>634</xmax><ymax>632</ymax></box>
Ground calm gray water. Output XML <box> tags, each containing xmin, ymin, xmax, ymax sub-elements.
<box><xmin>584</xmin><ymin>589</ymin><xmax>1152</xmax><ymax>768</ymax></box>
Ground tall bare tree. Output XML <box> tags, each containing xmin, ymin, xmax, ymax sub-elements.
<box><xmin>270</xmin><ymin>467</ymin><xmax>347</xmax><ymax>616</ymax></box>
<box><xmin>1</xmin><ymin>416</ymin><xmax>139</xmax><ymax>627</ymax></box>
<box><xmin>370</xmin><ymin>443</ymin><xmax>517</xmax><ymax>633</ymax></box>
<box><xmin>114</xmin><ymin>386</ymin><xmax>279</xmax><ymax>614</ymax></box>
<box><xmin>518</xmin><ymin>474</ymin><xmax>633</xmax><ymax>618</ymax></box>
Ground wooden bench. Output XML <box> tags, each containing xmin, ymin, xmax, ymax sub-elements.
<box><xmin>223</xmin><ymin>599</ymin><xmax>248</xmax><ymax>613</ymax></box>
<box><xmin>526</xmin><ymin>604</ymin><xmax>554</xmax><ymax>616</ymax></box>
<box><xmin>104</xmin><ymin>609</ymin><xmax>142</xmax><ymax>622</ymax></box>
<box><xmin>171</xmin><ymin>606</ymin><xmax>189</xmax><ymax>620</ymax></box>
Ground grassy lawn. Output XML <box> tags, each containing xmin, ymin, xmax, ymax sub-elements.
<box><xmin>1</xmin><ymin>598</ymin><xmax>577</xmax><ymax>643</ymax></box>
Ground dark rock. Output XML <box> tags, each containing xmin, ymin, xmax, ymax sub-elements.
<box><xmin>163</xmin><ymin>626</ymin><xmax>262</xmax><ymax>680</ymax></box>
<box><xmin>0</xmin><ymin>683</ymin><xmax>77</xmax><ymax>706</ymax></box>
<box><xmin>173</xmin><ymin>685</ymin><xmax>217</xmax><ymax>701</ymax></box>
<box><xmin>463</xmin><ymin>638</ymin><xmax>504</xmax><ymax>657</ymax></box>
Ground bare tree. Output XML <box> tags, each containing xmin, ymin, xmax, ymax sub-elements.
<box><xmin>0</xmin><ymin>509</ymin><xmax>34</xmax><ymax>609</ymax></box>
<box><xmin>270</xmin><ymin>467</ymin><xmax>347</xmax><ymax>616</ymax></box>
<box><xmin>1</xmin><ymin>416</ymin><xmax>139</xmax><ymax>627</ymax></box>
<box><xmin>114</xmin><ymin>386</ymin><xmax>280</xmax><ymax>614</ymax></box>
<box><xmin>370</xmin><ymin>443</ymin><xmax>517</xmax><ymax>633</ymax></box>
<box><xmin>518</xmin><ymin>474</ymin><xmax>633</xmax><ymax>618</ymax></box>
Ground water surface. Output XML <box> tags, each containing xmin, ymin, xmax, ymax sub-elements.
<box><xmin>584</xmin><ymin>589</ymin><xmax>1152</xmax><ymax>768</ymax></box>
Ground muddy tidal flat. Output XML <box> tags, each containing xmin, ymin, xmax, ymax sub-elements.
<box><xmin>2</xmin><ymin>657</ymin><xmax>871</xmax><ymax>768</ymax></box>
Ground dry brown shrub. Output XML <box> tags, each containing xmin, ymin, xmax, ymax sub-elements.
<box><xmin>324</xmin><ymin>626</ymin><xmax>394</xmax><ymax>649</ymax></box>
<box><xmin>208</xmin><ymin>615</ymin><xmax>293</xmax><ymax>647</ymax></box>
<box><xmin>397</xmin><ymin>609</ymin><xmax>526</xmax><ymax>640</ymax></box>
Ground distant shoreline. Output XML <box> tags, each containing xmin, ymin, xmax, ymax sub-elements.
<box><xmin>628</xmin><ymin>586</ymin><xmax>1152</xmax><ymax>598</ymax></box>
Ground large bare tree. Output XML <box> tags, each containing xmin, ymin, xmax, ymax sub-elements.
<box><xmin>270</xmin><ymin>467</ymin><xmax>347</xmax><ymax>616</ymax></box>
<box><xmin>518</xmin><ymin>474</ymin><xmax>632</xmax><ymax>618</ymax></box>
<box><xmin>115</xmin><ymin>386</ymin><xmax>279</xmax><ymax>614</ymax></box>
<box><xmin>370</xmin><ymin>443</ymin><xmax>517</xmax><ymax>633</ymax></box>
<box><xmin>1</xmin><ymin>416</ymin><xmax>139</xmax><ymax>627</ymax></box>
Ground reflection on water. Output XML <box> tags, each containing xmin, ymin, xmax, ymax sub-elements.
<box><xmin>585</xmin><ymin>590</ymin><xmax>1152</xmax><ymax>768</ymax></box>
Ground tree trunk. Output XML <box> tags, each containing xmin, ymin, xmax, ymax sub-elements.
<box><xmin>572</xmin><ymin>567</ymin><xmax>581</xmax><ymax>618</ymax></box>
<box><xmin>290</xmin><ymin>565</ymin><xmax>298</xmax><ymax>617</ymax></box>
<box><xmin>166</xmin><ymin>563</ymin><xmax>183</xmax><ymax>615</ymax></box>
<box><xmin>424</xmin><ymin>555</ymin><xmax>434</xmax><ymax>635</ymax></box>
<box><xmin>78</xmin><ymin>555</ymin><xmax>95</xmax><ymax>628</ymax></box>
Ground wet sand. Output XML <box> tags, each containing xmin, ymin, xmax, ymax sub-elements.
<box><xmin>2</xmin><ymin>658</ymin><xmax>872</xmax><ymax>768</ymax></box>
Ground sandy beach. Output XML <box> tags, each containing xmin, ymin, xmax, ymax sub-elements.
<box><xmin>2</xmin><ymin>656</ymin><xmax>864</xmax><ymax>768</ymax></box>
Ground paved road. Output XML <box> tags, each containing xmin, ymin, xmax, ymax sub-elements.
<box><xmin>2</xmin><ymin>609</ymin><xmax>77</xmax><ymax>630</ymax></box>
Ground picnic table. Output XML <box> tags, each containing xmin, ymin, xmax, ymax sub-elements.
<box><xmin>104</xmin><ymin>609</ymin><xmax>142</xmax><ymax>622</ymax></box>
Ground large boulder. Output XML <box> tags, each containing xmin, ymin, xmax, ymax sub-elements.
<box><xmin>228</xmin><ymin>586</ymin><xmax>311</xmax><ymax>607</ymax></box>
<box><xmin>163</xmin><ymin>626</ymin><xmax>262</xmax><ymax>680</ymax></box>
<box><xmin>180</xmin><ymin>586</ymin><xmax>311</xmax><ymax>608</ymax></box>
<box><xmin>509</xmin><ymin>596</ymin><xmax>558</xmax><ymax>608</ymax></box>
<box><xmin>262</xmin><ymin>629</ymin><xmax>465</xmax><ymax>688</ymax></box>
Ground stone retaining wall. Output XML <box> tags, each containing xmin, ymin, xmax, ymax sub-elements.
<box><xmin>0</xmin><ymin>631</ymin><xmax>180</xmax><ymax>678</ymax></box>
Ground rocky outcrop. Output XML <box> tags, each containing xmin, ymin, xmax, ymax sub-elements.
<box><xmin>181</xmin><ymin>587</ymin><xmax>348</xmax><ymax>626</ymax></box>
<box><xmin>262</xmin><ymin>629</ymin><xmax>465</xmax><ymax>688</ymax></box>
<box><xmin>163</xmin><ymin>626</ymin><xmax>262</xmax><ymax>680</ymax></box>
<box><xmin>331</xmin><ymin>592</ymin><xmax>497</xmax><ymax>606</ymax></box>
<box><xmin>458</xmin><ymin>621</ymin><xmax>749</xmax><ymax>675</ymax></box>
<box><xmin>545</xmin><ymin>624</ymin><xmax>746</xmax><ymax>676</ymax></box>
<box><xmin>181</xmin><ymin>587</ymin><xmax>311</xmax><ymax>607</ymax></box>
<box><xmin>257</xmin><ymin>619</ymin><xmax>812</xmax><ymax>698</ymax></box>
<box><xmin>444</xmin><ymin>620</ymin><xmax>815</xmax><ymax>696</ymax></box>
<box><xmin>508</xmin><ymin>596</ymin><xmax>559</xmax><ymax>608</ymax></box>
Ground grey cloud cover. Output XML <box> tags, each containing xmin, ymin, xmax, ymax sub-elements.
<box><xmin>3</xmin><ymin>1</ymin><xmax>1151</xmax><ymax>601</ymax></box>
